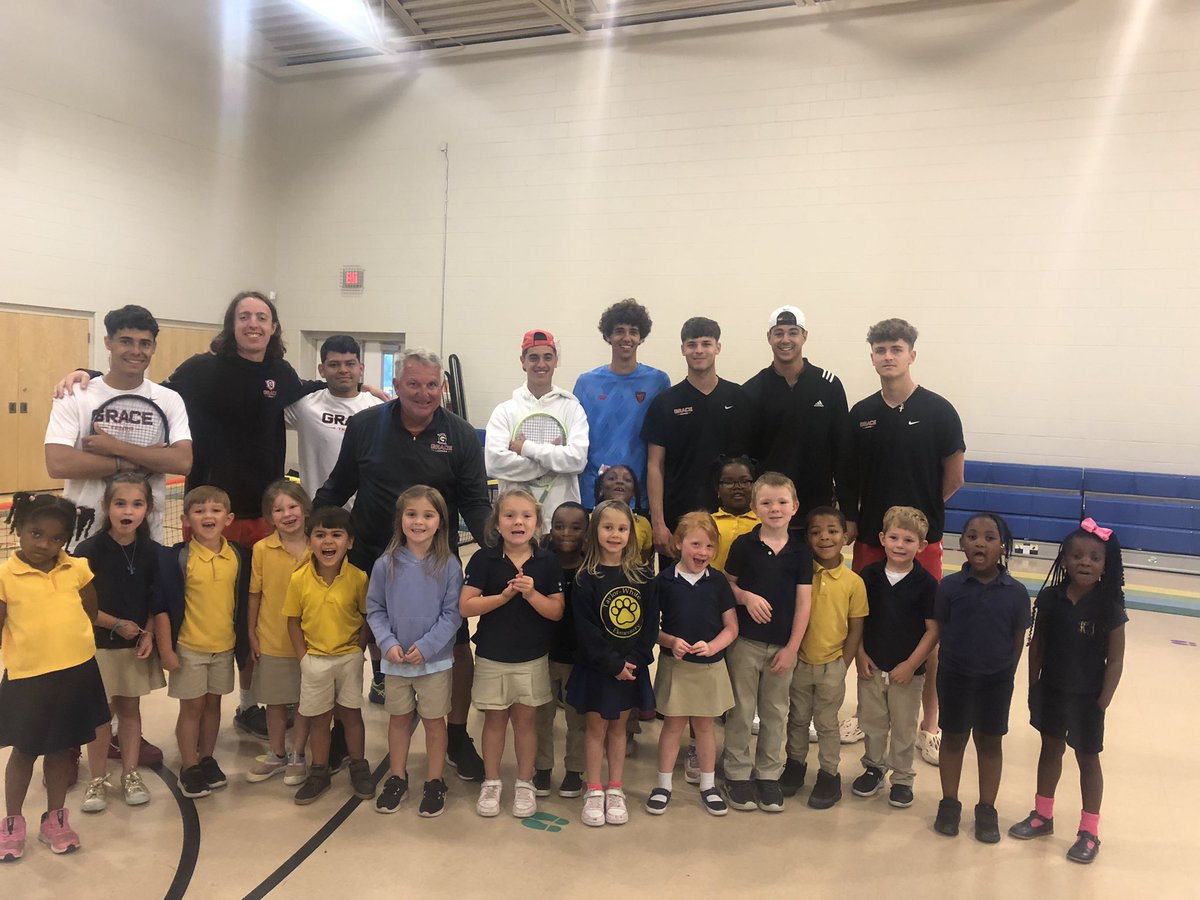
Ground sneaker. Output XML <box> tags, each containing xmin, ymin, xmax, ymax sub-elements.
<box><xmin>82</xmin><ymin>776</ymin><xmax>109</xmax><ymax>813</ymax></box>
<box><xmin>888</xmin><ymin>784</ymin><xmax>914</xmax><ymax>808</ymax></box>
<box><xmin>1009</xmin><ymin>810</ymin><xmax>1054</xmax><ymax>839</ymax></box>
<box><xmin>198</xmin><ymin>756</ymin><xmax>227</xmax><ymax>789</ymax></box>
<box><xmin>701</xmin><ymin>787</ymin><xmax>728</xmax><ymax>816</ymax></box>
<box><xmin>178</xmin><ymin>765</ymin><xmax>211</xmax><ymax>799</ymax></box>
<box><xmin>283</xmin><ymin>753</ymin><xmax>308</xmax><ymax>786</ymax></box>
<box><xmin>1</xmin><ymin>816</ymin><xmax>27</xmax><ymax>862</ymax></box>
<box><xmin>934</xmin><ymin>797</ymin><xmax>962</xmax><ymax>836</ymax></box>
<box><xmin>975</xmin><ymin>802</ymin><xmax>1001</xmax><ymax>844</ymax></box>
<box><xmin>724</xmin><ymin>779</ymin><xmax>757</xmax><ymax>811</ymax></box>
<box><xmin>751</xmin><ymin>714</ymin><xmax>760</xmax><ymax>735</ymax></box>
<box><xmin>839</xmin><ymin>716</ymin><xmax>864</xmax><ymax>744</ymax></box>
<box><xmin>122</xmin><ymin>770</ymin><xmax>151</xmax><ymax>806</ymax></box>
<box><xmin>684</xmin><ymin>743</ymin><xmax>700</xmax><ymax>784</ymax></box>
<box><xmin>512</xmin><ymin>780</ymin><xmax>537</xmax><ymax>818</ymax></box>
<box><xmin>808</xmin><ymin>722</ymin><xmax>818</xmax><ymax>743</ymax></box>
<box><xmin>558</xmin><ymin>771</ymin><xmax>585</xmax><ymax>798</ymax></box>
<box><xmin>369</xmin><ymin>678</ymin><xmax>386</xmax><ymax>705</ymax></box>
<box><xmin>246</xmin><ymin>754</ymin><xmax>287</xmax><ymax>783</ymax></box>
<box><xmin>808</xmin><ymin>770</ymin><xmax>842</xmax><ymax>809</ymax></box>
<box><xmin>604</xmin><ymin>787</ymin><xmax>628</xmax><ymax>825</ymax></box>
<box><xmin>375</xmin><ymin>774</ymin><xmax>408</xmax><ymax>814</ymax></box>
<box><xmin>533</xmin><ymin>769</ymin><xmax>552</xmax><ymax>797</ymax></box>
<box><xmin>447</xmin><ymin>734</ymin><xmax>485</xmax><ymax>783</ymax></box>
<box><xmin>38</xmin><ymin>809</ymin><xmax>80</xmax><ymax>854</ymax></box>
<box><xmin>419</xmin><ymin>779</ymin><xmax>447</xmax><ymax>818</ymax></box>
<box><xmin>581</xmin><ymin>789</ymin><xmax>606</xmax><ymax>827</ymax></box>
<box><xmin>476</xmin><ymin>780</ymin><xmax>502</xmax><ymax>817</ymax></box>
<box><xmin>756</xmin><ymin>779</ymin><xmax>785</xmax><ymax>813</ymax></box>
<box><xmin>780</xmin><ymin>758</ymin><xmax>808</xmax><ymax>798</ymax></box>
<box><xmin>294</xmin><ymin>764</ymin><xmax>331</xmax><ymax>805</ymax></box>
<box><xmin>1067</xmin><ymin>830</ymin><xmax>1101</xmax><ymax>864</ymax></box>
<box><xmin>851</xmin><ymin>766</ymin><xmax>884</xmax><ymax>798</ymax></box>
<box><xmin>645</xmin><ymin>788</ymin><xmax>671</xmax><ymax>815</ymax></box>
<box><xmin>349</xmin><ymin>759</ymin><xmax>375</xmax><ymax>800</ymax></box>
<box><xmin>918</xmin><ymin>729</ymin><xmax>941</xmax><ymax>766</ymax></box>
<box><xmin>234</xmin><ymin>705</ymin><xmax>270</xmax><ymax>741</ymax></box>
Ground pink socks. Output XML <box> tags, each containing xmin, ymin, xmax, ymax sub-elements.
<box><xmin>1079</xmin><ymin>810</ymin><xmax>1100</xmax><ymax>836</ymax></box>
<box><xmin>1032</xmin><ymin>794</ymin><xmax>1054</xmax><ymax>825</ymax></box>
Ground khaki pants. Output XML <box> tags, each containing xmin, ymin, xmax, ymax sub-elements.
<box><xmin>722</xmin><ymin>638</ymin><xmax>795</xmax><ymax>781</ymax></box>
<box><xmin>535</xmin><ymin>661</ymin><xmax>585</xmax><ymax>773</ymax></box>
<box><xmin>787</xmin><ymin>657</ymin><xmax>847</xmax><ymax>776</ymax></box>
<box><xmin>857</xmin><ymin>669</ymin><xmax>924</xmax><ymax>787</ymax></box>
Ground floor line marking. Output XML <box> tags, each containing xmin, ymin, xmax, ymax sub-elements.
<box><xmin>151</xmin><ymin>766</ymin><xmax>201</xmax><ymax>900</ymax></box>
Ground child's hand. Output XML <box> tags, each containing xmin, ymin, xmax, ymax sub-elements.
<box><xmin>652</xmin><ymin>521</ymin><xmax>674</xmax><ymax>557</ymax></box>
<box><xmin>671</xmin><ymin>636</ymin><xmax>692</xmax><ymax>659</ymax></box>
<box><xmin>384</xmin><ymin>645</ymin><xmax>405</xmax><ymax>665</ymax></box>
<box><xmin>160</xmin><ymin>650</ymin><xmax>181</xmax><ymax>673</ymax></box>
<box><xmin>889</xmin><ymin>661</ymin><xmax>915</xmax><ymax>685</ymax></box>
<box><xmin>743</xmin><ymin>592</ymin><xmax>773</xmax><ymax>624</ymax></box>
<box><xmin>769</xmin><ymin>645</ymin><xmax>797</xmax><ymax>673</ymax></box>
<box><xmin>616</xmin><ymin>661</ymin><xmax>636</xmax><ymax>681</ymax></box>
<box><xmin>135</xmin><ymin>631</ymin><xmax>154</xmax><ymax>661</ymax></box>
<box><xmin>249</xmin><ymin>633</ymin><xmax>261</xmax><ymax>661</ymax></box>
<box><xmin>114</xmin><ymin>620</ymin><xmax>141</xmax><ymax>641</ymax></box>
<box><xmin>509</xmin><ymin>572</ymin><xmax>534</xmax><ymax>596</ymax></box>
<box><xmin>691</xmin><ymin>640</ymin><xmax>712</xmax><ymax>658</ymax></box>
<box><xmin>403</xmin><ymin>645</ymin><xmax>425</xmax><ymax>666</ymax></box>
<box><xmin>856</xmin><ymin>652</ymin><xmax>876</xmax><ymax>680</ymax></box>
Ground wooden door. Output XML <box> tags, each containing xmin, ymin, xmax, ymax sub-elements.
<box><xmin>149</xmin><ymin>324</ymin><xmax>217</xmax><ymax>383</ymax></box>
<box><xmin>0</xmin><ymin>313</ymin><xmax>22</xmax><ymax>493</ymax></box>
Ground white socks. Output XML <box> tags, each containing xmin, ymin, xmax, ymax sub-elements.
<box><xmin>699</xmin><ymin>772</ymin><xmax>715</xmax><ymax>790</ymax></box>
<box><xmin>239</xmin><ymin>688</ymin><xmax>254</xmax><ymax>711</ymax></box>
<box><xmin>657</xmin><ymin>772</ymin><xmax>673</xmax><ymax>791</ymax></box>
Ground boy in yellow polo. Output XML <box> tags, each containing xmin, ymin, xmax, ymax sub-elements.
<box><xmin>285</xmin><ymin>506</ymin><xmax>372</xmax><ymax>805</ymax></box>
<box><xmin>781</xmin><ymin>506</ymin><xmax>867</xmax><ymax>809</ymax></box>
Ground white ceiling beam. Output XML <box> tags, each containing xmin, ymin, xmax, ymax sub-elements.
<box><xmin>382</xmin><ymin>0</ymin><xmax>430</xmax><ymax>37</ymax></box>
<box><xmin>529</xmin><ymin>0</ymin><xmax>586</xmax><ymax>34</ymax></box>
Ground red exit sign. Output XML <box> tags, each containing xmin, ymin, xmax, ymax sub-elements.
<box><xmin>341</xmin><ymin>266</ymin><xmax>364</xmax><ymax>290</ymax></box>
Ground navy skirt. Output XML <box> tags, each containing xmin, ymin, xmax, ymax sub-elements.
<box><xmin>0</xmin><ymin>658</ymin><xmax>111</xmax><ymax>756</ymax></box>
<box><xmin>566</xmin><ymin>662</ymin><xmax>655</xmax><ymax>721</ymax></box>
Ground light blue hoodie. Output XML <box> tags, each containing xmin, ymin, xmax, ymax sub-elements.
<box><xmin>366</xmin><ymin>546</ymin><xmax>463</xmax><ymax>677</ymax></box>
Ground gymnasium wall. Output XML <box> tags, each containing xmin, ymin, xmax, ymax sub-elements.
<box><xmin>0</xmin><ymin>2</ymin><xmax>280</xmax><ymax>357</ymax></box>
<box><xmin>274</xmin><ymin>0</ymin><xmax>1200</xmax><ymax>475</ymax></box>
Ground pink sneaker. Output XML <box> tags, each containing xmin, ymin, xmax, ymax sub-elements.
<box><xmin>1</xmin><ymin>815</ymin><xmax>26</xmax><ymax>862</ymax></box>
<box><xmin>39</xmin><ymin>809</ymin><xmax>80</xmax><ymax>854</ymax></box>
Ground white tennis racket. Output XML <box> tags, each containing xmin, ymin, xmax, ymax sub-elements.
<box><xmin>91</xmin><ymin>394</ymin><xmax>170</xmax><ymax>447</ymax></box>
<box><xmin>512</xmin><ymin>411</ymin><xmax>567</xmax><ymax>502</ymax></box>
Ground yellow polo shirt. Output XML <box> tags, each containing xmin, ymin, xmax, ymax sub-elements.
<box><xmin>633</xmin><ymin>514</ymin><xmax>653</xmax><ymax>564</ymax></box>
<box><xmin>0</xmin><ymin>553</ymin><xmax>95</xmax><ymax>679</ymax></box>
<box><xmin>799</xmin><ymin>559</ymin><xmax>869</xmax><ymax>665</ymax></box>
<box><xmin>713</xmin><ymin>509</ymin><xmax>760</xmax><ymax>572</ymax></box>
<box><xmin>177</xmin><ymin>538</ymin><xmax>239</xmax><ymax>654</ymax></box>
<box><xmin>250</xmin><ymin>533</ymin><xmax>310</xmax><ymax>659</ymax></box>
<box><xmin>281</xmin><ymin>559</ymin><xmax>368</xmax><ymax>657</ymax></box>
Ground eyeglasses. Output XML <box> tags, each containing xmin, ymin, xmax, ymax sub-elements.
<box><xmin>719</xmin><ymin>478</ymin><xmax>754</xmax><ymax>487</ymax></box>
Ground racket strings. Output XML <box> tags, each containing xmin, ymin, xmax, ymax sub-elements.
<box><xmin>92</xmin><ymin>398</ymin><xmax>168</xmax><ymax>447</ymax></box>
<box><xmin>517</xmin><ymin>415</ymin><xmax>566</xmax><ymax>445</ymax></box>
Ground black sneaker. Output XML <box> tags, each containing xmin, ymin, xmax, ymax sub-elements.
<box><xmin>375</xmin><ymin>774</ymin><xmax>408</xmax><ymax>814</ymax></box>
<box><xmin>974</xmin><ymin>802</ymin><xmax>1001</xmax><ymax>844</ymax></box>
<box><xmin>198</xmin><ymin>756</ymin><xmax>227</xmax><ymax>789</ymax></box>
<box><xmin>294</xmin><ymin>764</ymin><xmax>331</xmax><ymax>805</ymax></box>
<box><xmin>368</xmin><ymin>679</ymin><xmax>386</xmax><ymax>705</ymax></box>
<box><xmin>234</xmin><ymin>706</ymin><xmax>269</xmax><ymax>741</ymax></box>
<box><xmin>328</xmin><ymin>721</ymin><xmax>349</xmax><ymax>774</ymax></box>
<box><xmin>852</xmin><ymin>766</ymin><xmax>884</xmax><ymax>798</ymax></box>
<box><xmin>419</xmin><ymin>779</ymin><xmax>447</xmax><ymax>818</ymax></box>
<box><xmin>808</xmin><ymin>770</ymin><xmax>842</xmax><ymax>809</ymax></box>
<box><xmin>934</xmin><ymin>797</ymin><xmax>962</xmax><ymax>836</ymax></box>
<box><xmin>724</xmin><ymin>779</ymin><xmax>757</xmax><ymax>811</ymax></box>
<box><xmin>779</xmin><ymin>758</ymin><xmax>807</xmax><ymax>798</ymax></box>
<box><xmin>1009</xmin><ymin>810</ymin><xmax>1054</xmax><ymax>839</ymax></box>
<box><xmin>558</xmin><ymin>771</ymin><xmax>585</xmax><ymax>798</ymax></box>
<box><xmin>533</xmin><ymin>769</ymin><xmax>552</xmax><ymax>797</ymax></box>
<box><xmin>700</xmin><ymin>787</ymin><xmax>728</xmax><ymax>817</ymax></box>
<box><xmin>645</xmin><ymin>787</ymin><xmax>671</xmax><ymax>815</ymax></box>
<box><xmin>755</xmin><ymin>779</ymin><xmax>785</xmax><ymax>813</ymax></box>
<box><xmin>446</xmin><ymin>733</ymin><xmax>484</xmax><ymax>783</ymax></box>
<box><xmin>178</xmin><ymin>765</ymin><xmax>210</xmax><ymax>799</ymax></box>
<box><xmin>1066</xmin><ymin>830</ymin><xmax>1100</xmax><ymax>864</ymax></box>
<box><xmin>349</xmin><ymin>759</ymin><xmax>375</xmax><ymax>800</ymax></box>
<box><xmin>888</xmin><ymin>784</ymin><xmax>914</xmax><ymax>808</ymax></box>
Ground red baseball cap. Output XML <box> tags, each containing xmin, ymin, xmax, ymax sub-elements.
<box><xmin>521</xmin><ymin>329</ymin><xmax>557</xmax><ymax>352</ymax></box>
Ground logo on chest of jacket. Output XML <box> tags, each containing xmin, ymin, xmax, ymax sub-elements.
<box><xmin>859</xmin><ymin>419</ymin><xmax>876</xmax><ymax>429</ymax></box>
<box><xmin>429</xmin><ymin>432</ymin><xmax>453</xmax><ymax>453</ymax></box>
<box><xmin>263</xmin><ymin>378</ymin><xmax>277</xmax><ymax>399</ymax></box>
<box><xmin>673</xmin><ymin>406</ymin><xmax>694</xmax><ymax>416</ymax></box>
<box><xmin>320</xmin><ymin>412</ymin><xmax>349</xmax><ymax>427</ymax></box>
<box><xmin>601</xmin><ymin>586</ymin><xmax>643</xmax><ymax>639</ymax></box>
<box><xmin>635</xmin><ymin>392</ymin><xmax>646</xmax><ymax>403</ymax></box>
<box><xmin>813</xmin><ymin>400</ymin><xmax>824</xmax><ymax>408</ymax></box>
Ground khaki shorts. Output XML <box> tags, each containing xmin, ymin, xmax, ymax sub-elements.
<box><xmin>168</xmin><ymin>647</ymin><xmax>235</xmax><ymax>700</ymax></box>
<box><xmin>384</xmin><ymin>669</ymin><xmax>453</xmax><ymax>719</ymax></box>
<box><xmin>298</xmin><ymin>652</ymin><xmax>364</xmax><ymax>716</ymax></box>
<box><xmin>252</xmin><ymin>654</ymin><xmax>301</xmax><ymax>706</ymax></box>
<box><xmin>95</xmin><ymin>647</ymin><xmax>166</xmax><ymax>699</ymax></box>
<box><xmin>472</xmin><ymin>655</ymin><xmax>552</xmax><ymax>710</ymax></box>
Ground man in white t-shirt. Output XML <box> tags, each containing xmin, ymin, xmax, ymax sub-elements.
<box><xmin>45</xmin><ymin>305</ymin><xmax>193</xmax><ymax>545</ymax></box>
<box><xmin>285</xmin><ymin>335</ymin><xmax>383</xmax><ymax>505</ymax></box>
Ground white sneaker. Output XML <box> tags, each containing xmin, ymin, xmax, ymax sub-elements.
<box><xmin>512</xmin><ymin>780</ymin><xmax>537</xmax><ymax>818</ymax></box>
<box><xmin>604</xmin><ymin>787</ymin><xmax>629</xmax><ymax>825</ymax></box>
<box><xmin>751</xmin><ymin>714</ymin><xmax>761</xmax><ymax>735</ymax></box>
<box><xmin>918</xmin><ymin>729</ymin><xmax>941</xmax><ymax>766</ymax></box>
<box><xmin>840</xmin><ymin>717</ymin><xmax>864</xmax><ymax>744</ymax></box>
<box><xmin>808</xmin><ymin>722</ymin><xmax>818</xmax><ymax>743</ymax></box>
<box><xmin>476</xmin><ymin>779</ymin><xmax>502</xmax><ymax>817</ymax></box>
<box><xmin>121</xmin><ymin>770</ymin><xmax>151</xmax><ymax>806</ymax></box>
<box><xmin>82</xmin><ymin>776</ymin><xmax>109</xmax><ymax>813</ymax></box>
<box><xmin>581</xmin><ymin>789</ymin><xmax>606</xmax><ymax>827</ymax></box>
<box><xmin>684</xmin><ymin>743</ymin><xmax>700</xmax><ymax>784</ymax></box>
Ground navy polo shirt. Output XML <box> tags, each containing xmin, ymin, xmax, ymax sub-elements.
<box><xmin>860</xmin><ymin>560</ymin><xmax>938</xmax><ymax>674</ymax></box>
<box><xmin>656</xmin><ymin>564</ymin><xmax>737</xmax><ymax>664</ymax></box>
<box><xmin>463</xmin><ymin>543</ymin><xmax>564</xmax><ymax>663</ymax></box>
<box><xmin>74</xmin><ymin>533</ymin><xmax>165</xmax><ymax>650</ymax></box>
<box><xmin>1034</xmin><ymin>584</ymin><xmax>1127</xmax><ymax>695</ymax></box>
<box><xmin>724</xmin><ymin>525</ymin><xmax>813</xmax><ymax>647</ymax></box>
<box><xmin>934</xmin><ymin>564</ymin><xmax>1031</xmax><ymax>676</ymax></box>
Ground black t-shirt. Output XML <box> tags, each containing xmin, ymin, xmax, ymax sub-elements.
<box><xmin>860</xmin><ymin>560</ymin><xmax>937</xmax><ymax>674</ymax></box>
<box><xmin>742</xmin><ymin>361</ymin><xmax>854</xmax><ymax>516</ymax></box>
<box><xmin>167</xmin><ymin>353</ymin><xmax>322</xmax><ymax>519</ymax></box>
<box><xmin>1034</xmin><ymin>584</ymin><xmax>1128</xmax><ymax>694</ymax></box>
<box><xmin>571</xmin><ymin>565</ymin><xmax>657</xmax><ymax>678</ymax></box>
<box><xmin>463</xmin><ymin>544</ymin><xmax>564</xmax><ymax>663</ymax></box>
<box><xmin>74</xmin><ymin>533</ymin><xmax>165</xmax><ymax>650</ymax></box>
<box><xmin>656</xmin><ymin>564</ymin><xmax>736</xmax><ymax>664</ymax></box>
<box><xmin>640</xmin><ymin>378</ymin><xmax>751</xmax><ymax>527</ymax></box>
<box><xmin>724</xmin><ymin>525</ymin><xmax>813</xmax><ymax>647</ymax></box>
<box><xmin>549</xmin><ymin>563</ymin><xmax>580</xmax><ymax>665</ymax></box>
<box><xmin>847</xmin><ymin>386</ymin><xmax>965</xmax><ymax>545</ymax></box>
<box><xmin>935</xmin><ymin>565</ymin><xmax>1031</xmax><ymax>676</ymax></box>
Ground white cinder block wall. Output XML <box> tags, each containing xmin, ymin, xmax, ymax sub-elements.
<box><xmin>275</xmin><ymin>0</ymin><xmax>1200</xmax><ymax>474</ymax></box>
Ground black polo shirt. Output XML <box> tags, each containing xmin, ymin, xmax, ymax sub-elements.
<box><xmin>860</xmin><ymin>560</ymin><xmax>937</xmax><ymax>674</ymax></box>
<box><xmin>935</xmin><ymin>565</ymin><xmax>1031</xmax><ymax>676</ymax></box>
<box><xmin>1034</xmin><ymin>584</ymin><xmax>1127</xmax><ymax>694</ymax></box>
<box><xmin>74</xmin><ymin>533</ymin><xmax>165</xmax><ymax>650</ymax></box>
<box><xmin>848</xmin><ymin>386</ymin><xmax>965</xmax><ymax>546</ymax></box>
<box><xmin>548</xmin><ymin>563</ymin><xmax>579</xmax><ymax>665</ymax></box>
<box><xmin>655</xmin><ymin>564</ymin><xmax>736</xmax><ymax>664</ymax></box>
<box><xmin>463</xmin><ymin>543</ymin><xmax>564</xmax><ymax>663</ymax></box>
<box><xmin>640</xmin><ymin>378</ymin><xmax>751</xmax><ymax>527</ymax></box>
<box><xmin>724</xmin><ymin>525</ymin><xmax>813</xmax><ymax>646</ymax></box>
<box><xmin>742</xmin><ymin>360</ymin><xmax>854</xmax><ymax>516</ymax></box>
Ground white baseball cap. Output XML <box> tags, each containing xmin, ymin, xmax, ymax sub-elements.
<box><xmin>767</xmin><ymin>305</ymin><xmax>807</xmax><ymax>330</ymax></box>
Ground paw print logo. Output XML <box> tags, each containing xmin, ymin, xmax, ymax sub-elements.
<box><xmin>601</xmin><ymin>588</ymin><xmax>641</xmax><ymax>639</ymax></box>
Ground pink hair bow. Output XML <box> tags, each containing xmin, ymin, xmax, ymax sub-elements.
<box><xmin>1080</xmin><ymin>518</ymin><xmax>1112</xmax><ymax>541</ymax></box>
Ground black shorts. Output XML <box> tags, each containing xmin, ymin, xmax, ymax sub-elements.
<box><xmin>1029</xmin><ymin>681</ymin><xmax>1105</xmax><ymax>754</ymax></box>
<box><xmin>936</xmin><ymin>664</ymin><xmax>1015</xmax><ymax>737</ymax></box>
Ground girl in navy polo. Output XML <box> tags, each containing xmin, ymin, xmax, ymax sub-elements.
<box><xmin>1009</xmin><ymin>520</ymin><xmax>1127</xmax><ymax>864</ymax></box>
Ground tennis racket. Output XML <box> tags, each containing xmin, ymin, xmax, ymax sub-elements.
<box><xmin>90</xmin><ymin>394</ymin><xmax>170</xmax><ymax>447</ymax></box>
<box><xmin>511</xmin><ymin>411</ymin><xmax>567</xmax><ymax>502</ymax></box>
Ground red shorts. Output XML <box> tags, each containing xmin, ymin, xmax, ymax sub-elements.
<box><xmin>183</xmin><ymin>516</ymin><xmax>273</xmax><ymax>550</ymax></box>
<box><xmin>852</xmin><ymin>540</ymin><xmax>945</xmax><ymax>581</ymax></box>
